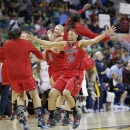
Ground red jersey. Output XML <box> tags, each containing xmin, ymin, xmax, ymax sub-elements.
<box><xmin>0</xmin><ymin>39</ymin><xmax>43</xmax><ymax>81</ymax></box>
<box><xmin>63</xmin><ymin>8</ymin><xmax>110</xmax><ymax>41</ymax></box>
<box><xmin>63</xmin><ymin>22</ymin><xmax>110</xmax><ymax>41</ymax></box>
<box><xmin>46</xmin><ymin>50</ymin><xmax>64</xmax><ymax>72</ymax></box>
<box><xmin>63</xmin><ymin>42</ymin><xmax>84</xmax><ymax>70</ymax></box>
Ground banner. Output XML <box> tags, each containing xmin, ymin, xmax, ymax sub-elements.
<box><xmin>119</xmin><ymin>3</ymin><xmax>130</xmax><ymax>14</ymax></box>
<box><xmin>98</xmin><ymin>14</ymin><xmax>111</xmax><ymax>28</ymax></box>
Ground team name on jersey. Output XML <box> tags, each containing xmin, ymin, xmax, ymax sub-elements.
<box><xmin>65</xmin><ymin>48</ymin><xmax>78</xmax><ymax>54</ymax></box>
<box><xmin>65</xmin><ymin>48</ymin><xmax>78</xmax><ymax>63</ymax></box>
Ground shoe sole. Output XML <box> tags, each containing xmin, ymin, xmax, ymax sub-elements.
<box><xmin>73</xmin><ymin>114</ymin><xmax>81</xmax><ymax>129</ymax></box>
<box><xmin>20</xmin><ymin>123</ymin><xmax>30</xmax><ymax>130</ymax></box>
<box><xmin>37</xmin><ymin>125</ymin><xmax>48</xmax><ymax>129</ymax></box>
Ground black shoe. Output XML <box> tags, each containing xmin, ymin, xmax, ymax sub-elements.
<box><xmin>73</xmin><ymin>113</ymin><xmax>81</xmax><ymax>129</ymax></box>
<box><xmin>62</xmin><ymin>117</ymin><xmax>72</xmax><ymax>126</ymax></box>
<box><xmin>37</xmin><ymin>116</ymin><xmax>48</xmax><ymax>129</ymax></box>
<box><xmin>47</xmin><ymin>119</ymin><xmax>56</xmax><ymax>127</ymax></box>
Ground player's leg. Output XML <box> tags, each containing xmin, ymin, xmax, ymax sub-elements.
<box><xmin>10</xmin><ymin>90</ymin><xmax>17</xmax><ymax>120</ymax></box>
<box><xmin>54</xmin><ymin>95</ymin><xmax>64</xmax><ymax>122</ymax></box>
<box><xmin>83</xmin><ymin>55</ymin><xmax>97</xmax><ymax>100</ymax></box>
<box><xmin>11</xmin><ymin>90</ymin><xmax>29</xmax><ymax>120</ymax></box>
<box><xmin>40</xmin><ymin>82</ymin><xmax>51</xmax><ymax>115</ymax></box>
<box><xmin>61</xmin><ymin>101</ymin><xmax>72</xmax><ymax>126</ymax></box>
<box><xmin>47</xmin><ymin>78</ymin><xmax>65</xmax><ymax>127</ymax></box>
<box><xmin>63</xmin><ymin>76</ymin><xmax>83</xmax><ymax>129</ymax></box>
<box><xmin>41</xmin><ymin>91</ymin><xmax>49</xmax><ymax>114</ymax></box>
<box><xmin>17</xmin><ymin>92</ymin><xmax>30</xmax><ymax>130</ymax></box>
<box><xmin>29</xmin><ymin>89</ymin><xmax>48</xmax><ymax>129</ymax></box>
<box><xmin>86</xmin><ymin>66</ymin><xmax>97</xmax><ymax>100</ymax></box>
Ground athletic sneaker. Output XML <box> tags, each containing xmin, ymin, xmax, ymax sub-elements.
<box><xmin>54</xmin><ymin>109</ymin><xmax>61</xmax><ymax>122</ymax></box>
<box><xmin>62</xmin><ymin>117</ymin><xmax>72</xmax><ymax>126</ymax></box>
<box><xmin>82</xmin><ymin>106</ymin><xmax>88</xmax><ymax>113</ymax></box>
<box><xmin>47</xmin><ymin>119</ymin><xmax>56</xmax><ymax>127</ymax></box>
<box><xmin>120</xmin><ymin>106</ymin><xmax>130</xmax><ymax>111</ymax></box>
<box><xmin>43</xmin><ymin>109</ymin><xmax>50</xmax><ymax>115</ymax></box>
<box><xmin>87</xmin><ymin>109</ymin><xmax>94</xmax><ymax>113</ymax></box>
<box><xmin>10</xmin><ymin>108</ymin><xmax>16</xmax><ymax>120</ymax></box>
<box><xmin>19</xmin><ymin>115</ymin><xmax>30</xmax><ymax>130</ymax></box>
<box><xmin>87</xmin><ymin>82</ymin><xmax>97</xmax><ymax>100</ymax></box>
<box><xmin>73</xmin><ymin>113</ymin><xmax>81</xmax><ymax>129</ymax></box>
<box><xmin>37</xmin><ymin>116</ymin><xmax>48</xmax><ymax>129</ymax></box>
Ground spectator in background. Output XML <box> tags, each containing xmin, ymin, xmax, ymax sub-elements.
<box><xmin>108</xmin><ymin>72</ymin><xmax>129</xmax><ymax>110</ymax></box>
<box><xmin>123</xmin><ymin>61</ymin><xmax>130</xmax><ymax>85</ymax></box>
<box><xmin>94</xmin><ymin>51</ymin><xmax>108</xmax><ymax>111</ymax></box>
<box><xmin>59</xmin><ymin>8</ymin><xmax>68</xmax><ymax>25</ymax></box>
<box><xmin>90</xmin><ymin>8</ymin><xmax>97</xmax><ymax>23</ymax></box>
<box><xmin>112</xmin><ymin>45</ymin><xmax>122</xmax><ymax>64</ymax></box>
<box><xmin>106</xmin><ymin>5</ymin><xmax>116</xmax><ymax>22</ymax></box>
<box><xmin>9</xmin><ymin>15</ymin><xmax>20</xmax><ymax>28</ymax></box>
<box><xmin>120</xmin><ymin>14</ymin><xmax>130</xmax><ymax>33</ymax></box>
<box><xmin>97</xmin><ymin>2</ymin><xmax>106</xmax><ymax>14</ymax></box>
<box><xmin>38</xmin><ymin>24</ymin><xmax>47</xmax><ymax>37</ymax></box>
<box><xmin>107</xmin><ymin>60</ymin><xmax>123</xmax><ymax>83</ymax></box>
<box><xmin>0</xmin><ymin>5</ymin><xmax>10</xmax><ymax>29</ymax></box>
<box><xmin>121</xmin><ymin>48</ymin><xmax>130</xmax><ymax>63</ymax></box>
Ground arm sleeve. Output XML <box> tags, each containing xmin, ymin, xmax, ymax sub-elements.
<box><xmin>77</xmin><ymin>9</ymin><xmax>85</xmax><ymax>14</ymax></box>
<box><xmin>28</xmin><ymin>42</ymin><xmax>43</xmax><ymax>60</ymax></box>
<box><xmin>65</xmin><ymin>9</ymin><xmax>85</xmax><ymax>26</ymax></box>
<box><xmin>75</xmin><ymin>23</ymin><xmax>110</xmax><ymax>42</ymax></box>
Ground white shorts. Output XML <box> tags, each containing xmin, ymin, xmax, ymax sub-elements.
<box><xmin>106</xmin><ymin>91</ymin><xmax>115</xmax><ymax>102</ymax></box>
<box><xmin>39</xmin><ymin>81</ymin><xmax>51</xmax><ymax>92</ymax></box>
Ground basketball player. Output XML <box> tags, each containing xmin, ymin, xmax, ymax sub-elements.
<box><xmin>26</xmin><ymin>25</ymin><xmax>116</xmax><ymax>129</ymax></box>
<box><xmin>0</xmin><ymin>27</ymin><xmax>48</xmax><ymax>130</ymax></box>
<box><xmin>37</xmin><ymin>59</ymin><xmax>51</xmax><ymax>114</ymax></box>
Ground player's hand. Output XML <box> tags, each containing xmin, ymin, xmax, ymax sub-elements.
<box><xmin>83</xmin><ymin>4</ymin><xmax>91</xmax><ymax>10</ymax></box>
<box><xmin>25</xmin><ymin>32</ymin><xmax>35</xmax><ymax>40</ymax></box>
<box><xmin>105</xmin><ymin>25</ymin><xmax>117</xmax><ymax>36</ymax></box>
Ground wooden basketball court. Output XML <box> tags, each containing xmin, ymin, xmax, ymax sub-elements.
<box><xmin>0</xmin><ymin>110</ymin><xmax>130</xmax><ymax>130</ymax></box>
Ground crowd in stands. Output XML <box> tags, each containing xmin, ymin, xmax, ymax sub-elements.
<box><xmin>0</xmin><ymin>0</ymin><xmax>130</xmax><ymax>116</ymax></box>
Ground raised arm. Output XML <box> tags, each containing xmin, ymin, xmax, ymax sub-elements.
<box><xmin>79</xmin><ymin>26</ymin><xmax>117</xmax><ymax>48</ymax></box>
<box><xmin>26</xmin><ymin>33</ymin><xmax>67</xmax><ymax>48</ymax></box>
<box><xmin>65</xmin><ymin>4</ymin><xmax>90</xmax><ymax>26</ymax></box>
